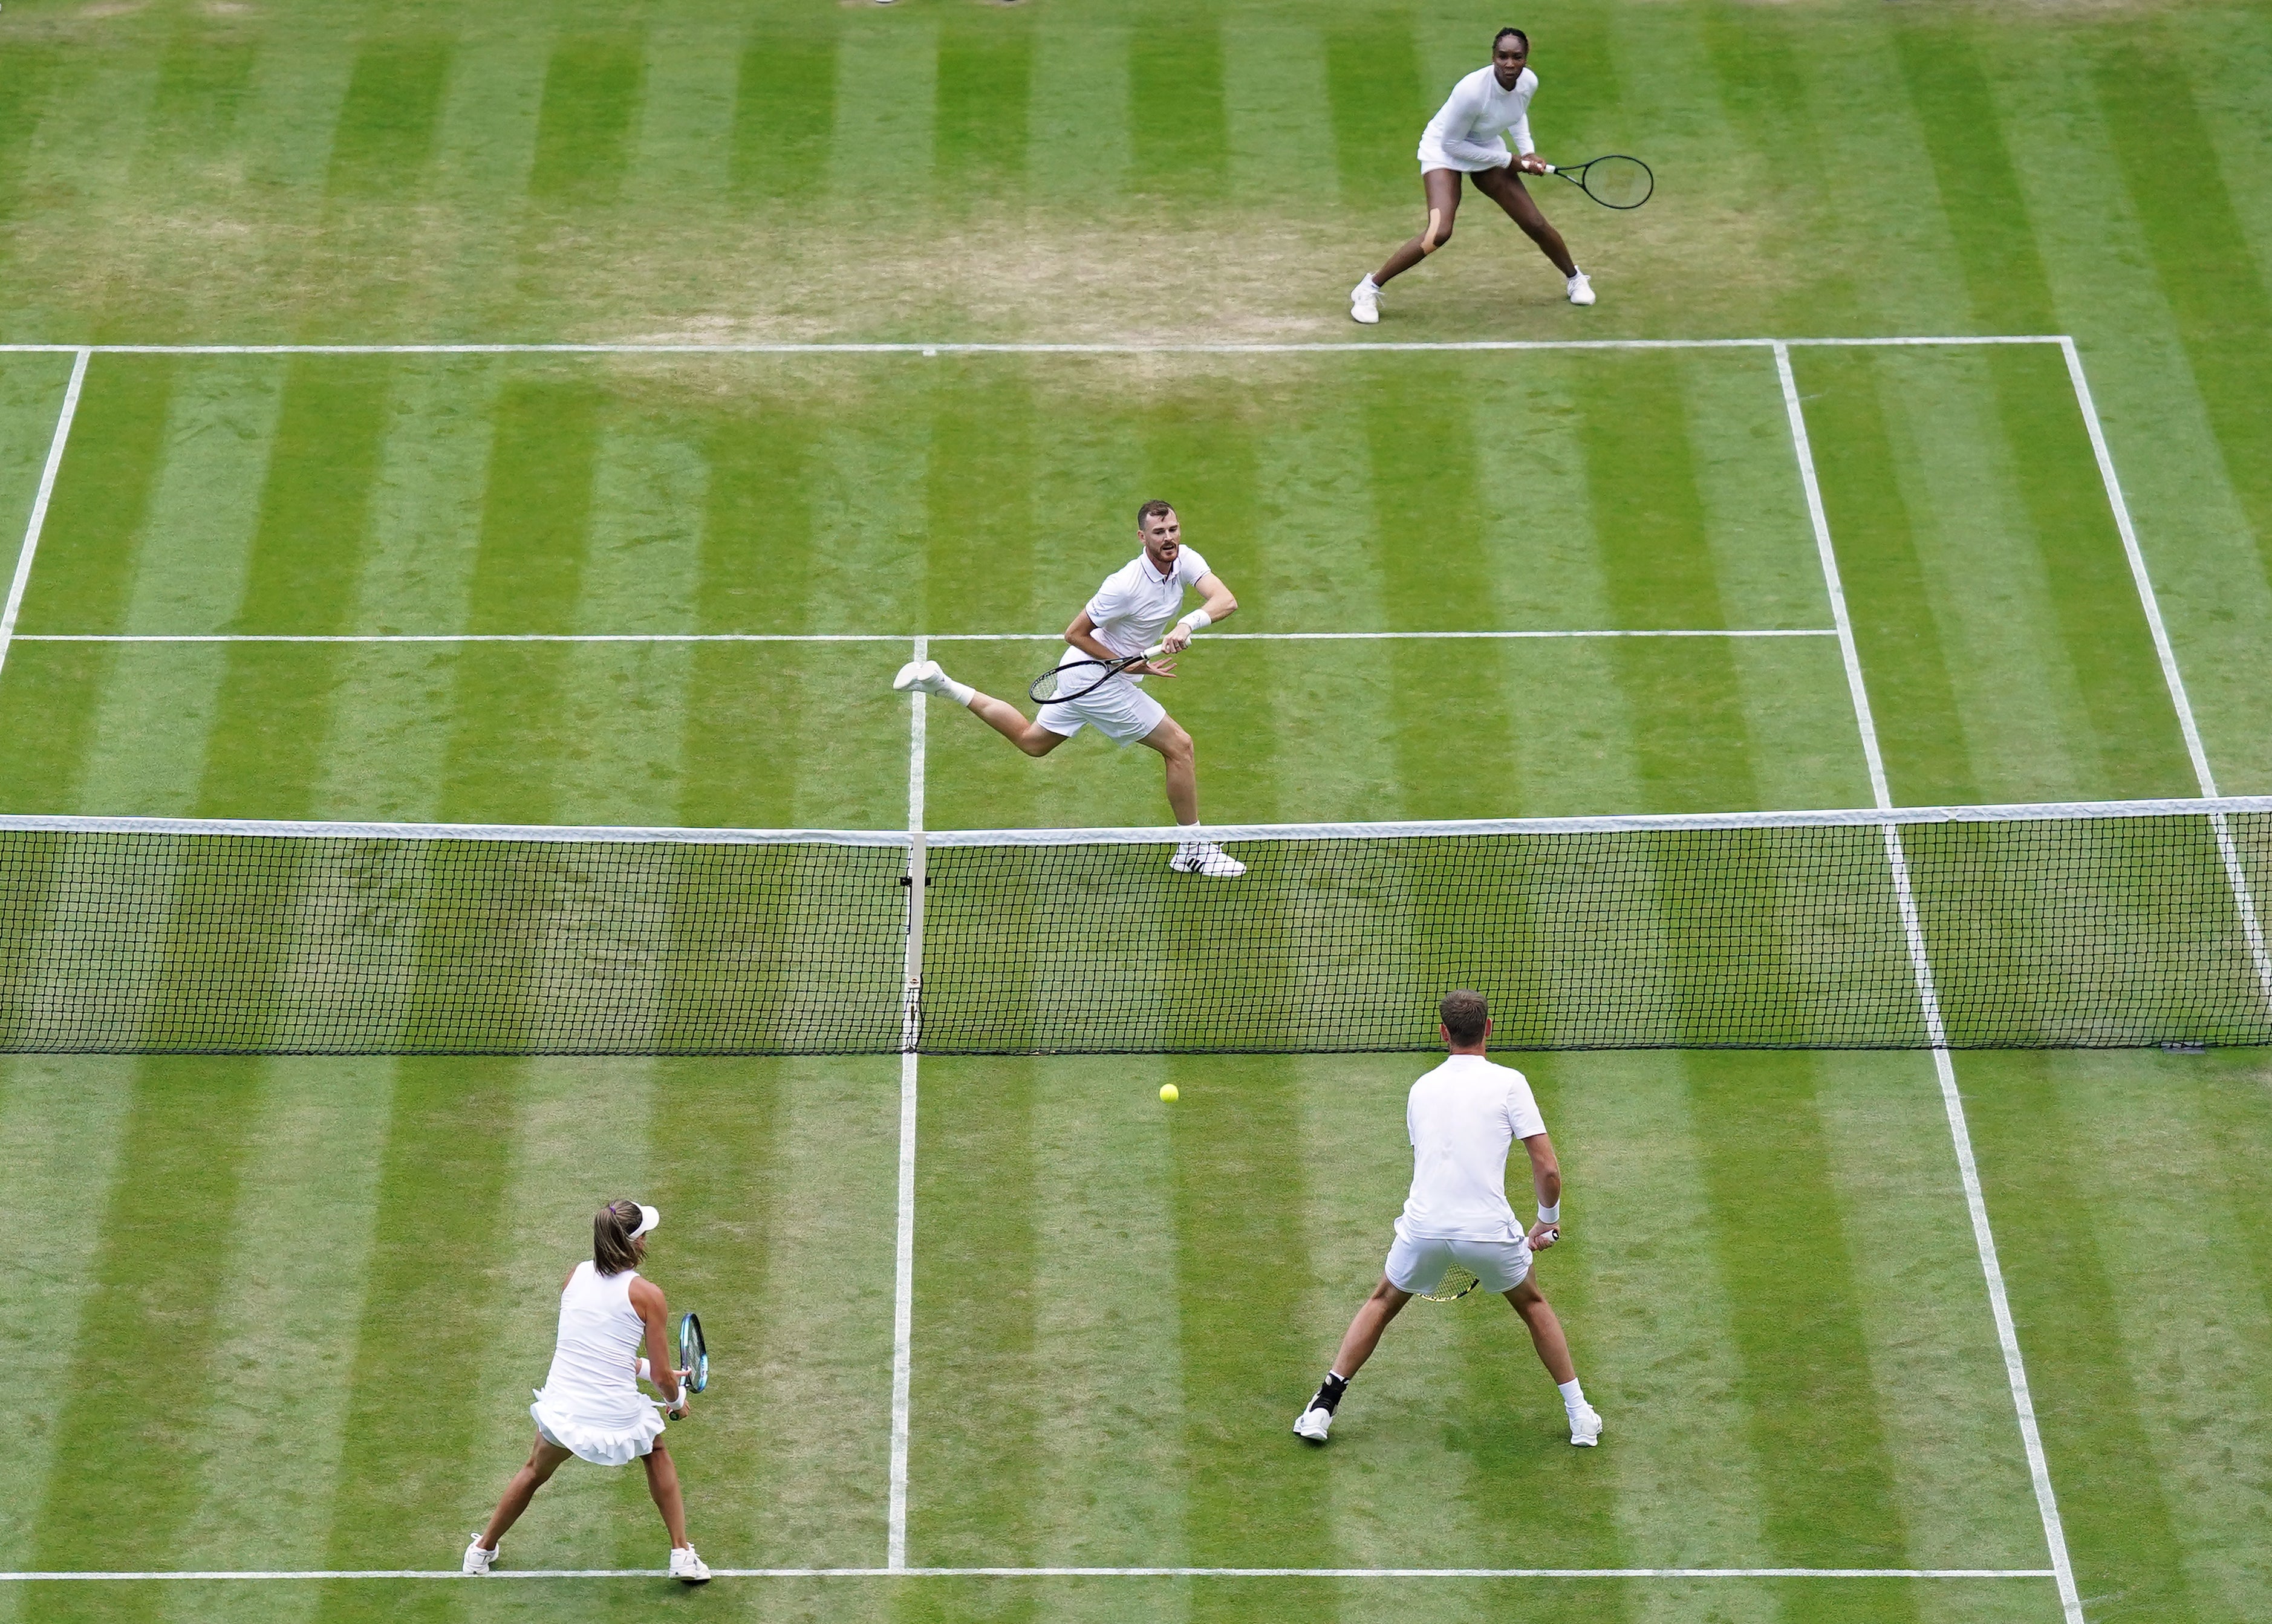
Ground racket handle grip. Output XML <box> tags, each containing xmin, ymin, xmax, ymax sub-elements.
<box><xmin>1144</xmin><ymin>642</ymin><xmax>1167</xmax><ymax>658</ymax></box>
<box><xmin>1542</xmin><ymin>164</ymin><xmax>1559</xmax><ymax>174</ymax></box>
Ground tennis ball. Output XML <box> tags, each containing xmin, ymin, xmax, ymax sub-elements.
<box><xmin>1159</xmin><ymin>1084</ymin><xmax>1179</xmax><ymax>1103</ymax></box>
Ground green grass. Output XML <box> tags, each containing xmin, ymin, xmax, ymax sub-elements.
<box><xmin>5</xmin><ymin>1</ymin><xmax>2272</xmax><ymax>1620</ymax></box>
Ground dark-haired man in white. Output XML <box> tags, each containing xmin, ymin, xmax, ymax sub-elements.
<box><xmin>1296</xmin><ymin>989</ymin><xmax>1601</xmax><ymax>1446</ymax></box>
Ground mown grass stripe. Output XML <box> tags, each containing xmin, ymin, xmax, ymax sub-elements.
<box><xmin>27</xmin><ymin>1060</ymin><xmax>267</xmax><ymax>1579</ymax></box>
<box><xmin>2097</xmin><ymin>45</ymin><xmax>2272</xmax><ymax>593</ymax></box>
<box><xmin>1130</xmin><ymin>8</ymin><xmax>1228</xmax><ymax>202</ymax></box>
<box><xmin>324</xmin><ymin>36</ymin><xmax>455</xmax><ymax>200</ymax></box>
<box><xmin>1685</xmin><ymin>1053</ymin><xmax>1922</xmax><ymax>1621</ymax></box>
<box><xmin>1166</xmin><ymin>1057</ymin><xmax>1335</xmax><ymax>1584</ymax></box>
<box><xmin>1324</xmin><ymin>19</ymin><xmax>1425</xmax><ymax>206</ymax></box>
<box><xmin>157</xmin><ymin>1061</ymin><xmax>393</xmax><ymax>1591</ymax></box>
<box><xmin>908</xmin><ymin>1059</ymin><xmax>1044</xmax><ymax>1570</ymax></box>
<box><xmin>0</xmin><ymin>1061</ymin><xmax>137</xmax><ymax>1578</ymax></box>
<box><xmin>731</xmin><ymin>28</ymin><xmax>839</xmax><ymax>205</ymax></box>
<box><xmin>198</xmin><ymin>357</ymin><xmax>393</xmax><ymax>816</ymax></box>
<box><xmin>310</xmin><ymin>1061</ymin><xmax>520</xmax><ymax>1600</ymax></box>
<box><xmin>526</xmin><ymin>34</ymin><xmax>647</xmax><ymax>207</ymax></box>
<box><xmin>1959</xmin><ymin>1053</ymin><xmax>2201</xmax><ymax>1622</ymax></box>
<box><xmin>934</xmin><ymin>13</ymin><xmax>1033</xmax><ymax>202</ymax></box>
<box><xmin>1791</xmin><ymin>347</ymin><xmax>1972</xmax><ymax>808</ymax></box>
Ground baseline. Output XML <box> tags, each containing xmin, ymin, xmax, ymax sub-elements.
<box><xmin>0</xmin><ymin>1565</ymin><xmax>2059</xmax><ymax>1581</ymax></box>
<box><xmin>0</xmin><ymin>337</ymin><xmax>2067</xmax><ymax>357</ymax></box>
<box><xmin>11</xmin><ymin>629</ymin><xmax>1838</xmax><ymax>645</ymax></box>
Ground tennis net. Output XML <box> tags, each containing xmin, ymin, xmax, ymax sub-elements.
<box><xmin>2</xmin><ymin>799</ymin><xmax>2269</xmax><ymax>1054</ymax></box>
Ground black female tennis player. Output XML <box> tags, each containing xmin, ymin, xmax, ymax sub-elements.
<box><xmin>1350</xmin><ymin>27</ymin><xmax>1593</xmax><ymax>323</ymax></box>
<box><xmin>463</xmin><ymin>1201</ymin><xmax>710</xmax><ymax>1582</ymax></box>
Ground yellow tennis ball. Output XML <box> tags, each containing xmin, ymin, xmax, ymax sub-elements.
<box><xmin>1159</xmin><ymin>1084</ymin><xmax>1179</xmax><ymax>1103</ymax></box>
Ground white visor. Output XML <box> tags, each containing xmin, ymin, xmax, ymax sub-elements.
<box><xmin>630</xmin><ymin>1204</ymin><xmax>660</xmax><ymax>1239</ymax></box>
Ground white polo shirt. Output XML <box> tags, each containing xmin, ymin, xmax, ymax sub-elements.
<box><xmin>1396</xmin><ymin>1053</ymin><xmax>1548</xmax><ymax>1242</ymax></box>
<box><xmin>1060</xmin><ymin>545</ymin><xmax>1211</xmax><ymax>671</ymax></box>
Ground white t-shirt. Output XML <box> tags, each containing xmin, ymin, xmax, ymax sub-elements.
<box><xmin>1418</xmin><ymin>65</ymin><xmax>1537</xmax><ymax>173</ymax></box>
<box><xmin>1396</xmin><ymin>1053</ymin><xmax>1548</xmax><ymax>1242</ymax></box>
<box><xmin>1059</xmin><ymin>545</ymin><xmax>1212</xmax><ymax>673</ymax></box>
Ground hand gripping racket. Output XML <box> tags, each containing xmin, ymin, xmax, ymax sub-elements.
<box><xmin>678</xmin><ymin>1311</ymin><xmax>708</xmax><ymax>1395</ymax></box>
<box><xmin>1541</xmin><ymin>154</ymin><xmax>1653</xmax><ymax>209</ymax></box>
<box><xmin>1029</xmin><ymin>641</ymin><xmax>1169</xmax><ymax>706</ymax></box>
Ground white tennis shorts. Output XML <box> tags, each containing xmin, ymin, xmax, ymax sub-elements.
<box><xmin>1037</xmin><ymin>672</ymin><xmax>1166</xmax><ymax>745</ymax></box>
<box><xmin>1386</xmin><ymin>1227</ymin><xmax>1532</xmax><ymax>1295</ymax></box>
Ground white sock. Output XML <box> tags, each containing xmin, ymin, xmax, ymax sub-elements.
<box><xmin>1567</xmin><ymin>267</ymin><xmax>1585</xmax><ymax>282</ymax></box>
<box><xmin>1558</xmin><ymin>1377</ymin><xmax>1587</xmax><ymax>1413</ymax></box>
<box><xmin>942</xmin><ymin>676</ymin><xmax>974</xmax><ymax>706</ymax></box>
<box><xmin>1359</xmin><ymin>275</ymin><xmax>1379</xmax><ymax>293</ymax></box>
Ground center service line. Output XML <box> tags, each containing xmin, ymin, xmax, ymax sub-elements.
<box><xmin>887</xmin><ymin>635</ymin><xmax>927</xmax><ymax>1573</ymax></box>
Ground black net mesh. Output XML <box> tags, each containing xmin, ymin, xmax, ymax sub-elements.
<box><xmin>1</xmin><ymin>808</ymin><xmax>2267</xmax><ymax>1054</ymax></box>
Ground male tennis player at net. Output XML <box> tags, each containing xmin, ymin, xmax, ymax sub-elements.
<box><xmin>463</xmin><ymin>1202</ymin><xmax>711</xmax><ymax>1582</ymax></box>
<box><xmin>1295</xmin><ymin>991</ymin><xmax>1603</xmax><ymax>1446</ymax></box>
<box><xmin>1349</xmin><ymin>27</ymin><xmax>1592</xmax><ymax>325</ymax></box>
<box><xmin>893</xmin><ymin>499</ymin><xmax>1246</xmax><ymax>877</ymax></box>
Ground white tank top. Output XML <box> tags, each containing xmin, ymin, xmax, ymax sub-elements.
<box><xmin>541</xmin><ymin>1261</ymin><xmax>646</xmax><ymax>1416</ymax></box>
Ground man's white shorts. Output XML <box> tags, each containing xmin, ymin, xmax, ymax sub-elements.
<box><xmin>1386</xmin><ymin>1227</ymin><xmax>1532</xmax><ymax>1296</ymax></box>
<box><xmin>1037</xmin><ymin>673</ymin><xmax>1166</xmax><ymax>745</ymax></box>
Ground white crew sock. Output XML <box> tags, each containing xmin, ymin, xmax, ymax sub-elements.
<box><xmin>1558</xmin><ymin>1377</ymin><xmax>1587</xmax><ymax>1414</ymax></box>
<box><xmin>940</xmin><ymin>675</ymin><xmax>974</xmax><ymax>706</ymax></box>
<box><xmin>1567</xmin><ymin>267</ymin><xmax>1585</xmax><ymax>283</ymax></box>
<box><xmin>1359</xmin><ymin>275</ymin><xmax>1379</xmax><ymax>293</ymax></box>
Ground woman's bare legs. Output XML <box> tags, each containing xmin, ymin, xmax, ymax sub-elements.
<box><xmin>642</xmin><ymin>1440</ymin><xmax>692</xmax><ymax>1548</ymax></box>
<box><xmin>1471</xmin><ymin>166</ymin><xmax>1578</xmax><ymax>277</ymax></box>
<box><xmin>1373</xmin><ymin>169</ymin><xmax>1467</xmax><ymax>286</ymax></box>
<box><xmin>476</xmin><ymin>1434</ymin><xmax>575</xmax><ymax>1551</ymax></box>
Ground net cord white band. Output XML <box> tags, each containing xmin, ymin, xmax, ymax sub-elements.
<box><xmin>7</xmin><ymin>796</ymin><xmax>2272</xmax><ymax>849</ymax></box>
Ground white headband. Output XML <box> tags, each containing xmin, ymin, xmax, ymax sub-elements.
<box><xmin>630</xmin><ymin>1204</ymin><xmax>660</xmax><ymax>1239</ymax></box>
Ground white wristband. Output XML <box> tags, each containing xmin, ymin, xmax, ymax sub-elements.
<box><xmin>1177</xmin><ymin>610</ymin><xmax>1211</xmax><ymax>634</ymax></box>
<box><xmin>1537</xmin><ymin>1203</ymin><xmax>1560</xmax><ymax>1224</ymax></box>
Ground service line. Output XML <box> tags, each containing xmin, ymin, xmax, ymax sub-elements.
<box><xmin>13</xmin><ymin>628</ymin><xmax>1839</xmax><ymax>645</ymax></box>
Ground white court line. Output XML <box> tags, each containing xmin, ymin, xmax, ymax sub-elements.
<box><xmin>0</xmin><ymin>1565</ymin><xmax>2059</xmax><ymax>1581</ymax></box>
<box><xmin>0</xmin><ymin>348</ymin><xmax>91</xmax><ymax>685</ymax></box>
<box><xmin>11</xmin><ymin>628</ymin><xmax>1839</xmax><ymax>645</ymax></box>
<box><xmin>1777</xmin><ymin>343</ymin><xmax>2085</xmax><ymax>1624</ymax></box>
<box><xmin>887</xmin><ymin>636</ymin><xmax>926</xmax><ymax>1573</ymax></box>
<box><xmin>0</xmin><ymin>336</ymin><xmax>2067</xmax><ymax>356</ymax></box>
<box><xmin>2059</xmin><ymin>337</ymin><xmax>2272</xmax><ymax>1010</ymax></box>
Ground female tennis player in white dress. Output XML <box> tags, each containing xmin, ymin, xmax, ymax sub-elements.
<box><xmin>462</xmin><ymin>1201</ymin><xmax>710</xmax><ymax>1582</ymax></box>
<box><xmin>1350</xmin><ymin>27</ymin><xmax>1592</xmax><ymax>323</ymax></box>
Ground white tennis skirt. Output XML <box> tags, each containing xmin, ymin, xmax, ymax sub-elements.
<box><xmin>530</xmin><ymin>1388</ymin><xmax>665</xmax><ymax>1467</ymax></box>
<box><xmin>1417</xmin><ymin>140</ymin><xmax>1512</xmax><ymax>175</ymax></box>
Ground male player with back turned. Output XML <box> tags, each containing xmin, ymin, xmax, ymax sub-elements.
<box><xmin>1295</xmin><ymin>990</ymin><xmax>1602</xmax><ymax>1446</ymax></box>
<box><xmin>892</xmin><ymin>500</ymin><xmax>1246</xmax><ymax>877</ymax></box>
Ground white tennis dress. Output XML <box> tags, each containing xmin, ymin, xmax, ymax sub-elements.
<box><xmin>529</xmin><ymin>1261</ymin><xmax>666</xmax><ymax>1466</ymax></box>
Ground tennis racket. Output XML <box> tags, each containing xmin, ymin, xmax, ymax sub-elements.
<box><xmin>1029</xmin><ymin>641</ymin><xmax>1168</xmax><ymax>705</ymax></box>
<box><xmin>1419</xmin><ymin>1266</ymin><xmax>1482</xmax><ymax>1304</ymax></box>
<box><xmin>1541</xmin><ymin>154</ymin><xmax>1653</xmax><ymax>209</ymax></box>
<box><xmin>678</xmin><ymin>1311</ymin><xmax>708</xmax><ymax>1395</ymax></box>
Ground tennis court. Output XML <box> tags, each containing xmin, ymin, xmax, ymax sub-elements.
<box><xmin>4</xmin><ymin>3</ymin><xmax>2272</xmax><ymax>1622</ymax></box>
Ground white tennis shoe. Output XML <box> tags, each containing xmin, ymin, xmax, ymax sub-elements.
<box><xmin>671</xmin><ymin>1545</ymin><xmax>712</xmax><ymax>1583</ymax></box>
<box><xmin>1171</xmin><ymin>840</ymin><xmax>1246</xmax><ymax>878</ymax></box>
<box><xmin>1568</xmin><ymin>1404</ymin><xmax>1604</xmax><ymax>1446</ymax></box>
<box><xmin>893</xmin><ymin>659</ymin><xmax>951</xmax><ymax>697</ymax></box>
<box><xmin>1294</xmin><ymin>1403</ymin><xmax>1334</xmax><ymax>1444</ymax></box>
<box><xmin>1350</xmin><ymin>277</ymin><xmax>1381</xmax><ymax>325</ymax></box>
<box><xmin>461</xmin><ymin>1537</ymin><xmax>497</xmax><ymax>1575</ymax></box>
<box><xmin>1567</xmin><ymin>271</ymin><xmax>1596</xmax><ymax>307</ymax></box>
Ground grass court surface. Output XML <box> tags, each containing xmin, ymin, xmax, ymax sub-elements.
<box><xmin>5</xmin><ymin>2</ymin><xmax>2272</xmax><ymax>1622</ymax></box>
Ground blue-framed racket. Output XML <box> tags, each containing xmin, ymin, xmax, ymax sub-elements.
<box><xmin>678</xmin><ymin>1311</ymin><xmax>708</xmax><ymax>1395</ymax></box>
